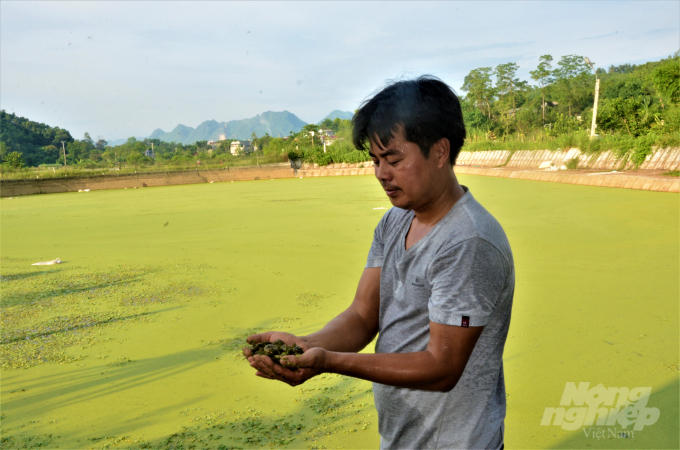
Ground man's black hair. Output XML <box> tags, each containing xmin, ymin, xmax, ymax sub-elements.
<box><xmin>352</xmin><ymin>75</ymin><xmax>466</xmax><ymax>165</ymax></box>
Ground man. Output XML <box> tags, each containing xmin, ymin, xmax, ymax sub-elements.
<box><xmin>244</xmin><ymin>76</ymin><xmax>514</xmax><ymax>449</ymax></box>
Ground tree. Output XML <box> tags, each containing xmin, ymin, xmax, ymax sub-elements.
<box><xmin>2</xmin><ymin>151</ymin><xmax>25</xmax><ymax>168</ymax></box>
<box><xmin>607</xmin><ymin>64</ymin><xmax>636</xmax><ymax>74</ymax></box>
<box><xmin>126</xmin><ymin>151</ymin><xmax>143</xmax><ymax>168</ymax></box>
<box><xmin>66</xmin><ymin>140</ymin><xmax>92</xmax><ymax>161</ymax></box>
<box><xmin>652</xmin><ymin>57</ymin><xmax>680</xmax><ymax>105</ymax></box>
<box><xmin>462</xmin><ymin>68</ymin><xmax>494</xmax><ymax>118</ymax></box>
<box><xmin>102</xmin><ymin>149</ymin><xmax>117</xmax><ymax>163</ymax></box>
<box><xmin>84</xmin><ymin>132</ymin><xmax>94</xmax><ymax>145</ymax></box>
<box><xmin>52</xmin><ymin>129</ymin><xmax>73</xmax><ymax>146</ymax></box>
<box><xmin>553</xmin><ymin>55</ymin><xmax>591</xmax><ymax>116</ymax></box>
<box><xmin>95</xmin><ymin>138</ymin><xmax>108</xmax><ymax>151</ymax></box>
<box><xmin>301</xmin><ymin>124</ymin><xmax>321</xmax><ymax>146</ymax></box>
<box><xmin>253</xmin><ymin>132</ymin><xmax>272</xmax><ymax>152</ymax></box>
<box><xmin>494</xmin><ymin>62</ymin><xmax>523</xmax><ymax>109</ymax></box>
<box><xmin>530</xmin><ymin>55</ymin><xmax>555</xmax><ymax>124</ymax></box>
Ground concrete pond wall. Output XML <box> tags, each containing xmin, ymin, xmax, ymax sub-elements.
<box><xmin>2</xmin><ymin>148</ymin><xmax>678</xmax><ymax>197</ymax></box>
<box><xmin>456</xmin><ymin>146</ymin><xmax>680</xmax><ymax>171</ymax></box>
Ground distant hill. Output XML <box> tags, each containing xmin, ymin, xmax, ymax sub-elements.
<box><xmin>318</xmin><ymin>110</ymin><xmax>353</xmax><ymax>124</ymax></box>
<box><xmin>148</xmin><ymin>111</ymin><xmax>307</xmax><ymax>145</ymax></box>
<box><xmin>227</xmin><ymin>111</ymin><xmax>307</xmax><ymax>139</ymax></box>
<box><xmin>108</xmin><ymin>137</ymin><xmax>147</xmax><ymax>146</ymax></box>
<box><xmin>0</xmin><ymin>110</ymin><xmax>74</xmax><ymax>166</ymax></box>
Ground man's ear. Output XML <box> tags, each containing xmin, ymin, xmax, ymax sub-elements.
<box><xmin>433</xmin><ymin>138</ymin><xmax>450</xmax><ymax>168</ymax></box>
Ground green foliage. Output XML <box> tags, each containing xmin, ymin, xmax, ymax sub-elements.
<box><xmin>530</xmin><ymin>55</ymin><xmax>555</xmax><ymax>124</ymax></box>
<box><xmin>323</xmin><ymin>140</ymin><xmax>370</xmax><ymax>164</ymax></box>
<box><xmin>461</xmin><ymin>99</ymin><xmax>490</xmax><ymax>130</ymax></box>
<box><xmin>3</xmin><ymin>55</ymin><xmax>678</xmax><ymax>172</ymax></box>
<box><xmin>244</xmin><ymin>119</ymin><xmax>364</xmax><ymax>166</ymax></box>
<box><xmin>565</xmin><ymin>157</ymin><xmax>579</xmax><ymax>170</ymax></box>
<box><xmin>652</xmin><ymin>57</ymin><xmax>680</xmax><ymax>105</ymax></box>
<box><xmin>494</xmin><ymin>62</ymin><xmax>527</xmax><ymax>110</ymax></box>
<box><xmin>2</xmin><ymin>151</ymin><xmax>25</xmax><ymax>168</ymax></box>
<box><xmin>458</xmin><ymin>54</ymin><xmax>678</xmax><ymax>160</ymax></box>
<box><xmin>552</xmin><ymin>54</ymin><xmax>593</xmax><ymax>116</ymax></box>
<box><xmin>549</xmin><ymin>114</ymin><xmax>582</xmax><ymax>136</ymax></box>
<box><xmin>598</xmin><ymin>97</ymin><xmax>654</xmax><ymax>136</ymax></box>
<box><xmin>0</xmin><ymin>110</ymin><xmax>73</xmax><ymax>166</ymax></box>
<box><xmin>530</xmin><ymin>55</ymin><xmax>555</xmax><ymax>90</ymax></box>
<box><xmin>463</xmin><ymin>128</ymin><xmax>670</xmax><ymax>169</ymax></box>
<box><xmin>462</xmin><ymin>67</ymin><xmax>494</xmax><ymax>118</ymax></box>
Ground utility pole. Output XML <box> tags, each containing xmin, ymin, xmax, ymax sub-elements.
<box><xmin>585</xmin><ymin>57</ymin><xmax>600</xmax><ymax>138</ymax></box>
<box><xmin>60</xmin><ymin>141</ymin><xmax>67</xmax><ymax>167</ymax></box>
<box><xmin>590</xmin><ymin>78</ymin><xmax>600</xmax><ymax>138</ymax></box>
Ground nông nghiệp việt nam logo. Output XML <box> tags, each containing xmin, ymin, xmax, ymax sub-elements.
<box><xmin>541</xmin><ymin>382</ymin><xmax>660</xmax><ymax>432</ymax></box>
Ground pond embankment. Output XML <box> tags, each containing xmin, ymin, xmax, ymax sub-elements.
<box><xmin>295</xmin><ymin>147</ymin><xmax>679</xmax><ymax>193</ymax></box>
<box><xmin>0</xmin><ymin>163</ymin><xmax>296</xmax><ymax>197</ymax></box>
<box><xmin>2</xmin><ymin>148</ymin><xmax>678</xmax><ymax>197</ymax></box>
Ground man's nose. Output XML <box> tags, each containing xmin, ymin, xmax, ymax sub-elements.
<box><xmin>374</xmin><ymin>162</ymin><xmax>391</xmax><ymax>182</ymax></box>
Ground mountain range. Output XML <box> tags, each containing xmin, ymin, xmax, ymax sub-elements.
<box><xmin>109</xmin><ymin>110</ymin><xmax>353</xmax><ymax>146</ymax></box>
<box><xmin>318</xmin><ymin>110</ymin><xmax>354</xmax><ymax>123</ymax></box>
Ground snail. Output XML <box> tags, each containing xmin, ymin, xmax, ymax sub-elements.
<box><xmin>246</xmin><ymin>340</ymin><xmax>304</xmax><ymax>364</ymax></box>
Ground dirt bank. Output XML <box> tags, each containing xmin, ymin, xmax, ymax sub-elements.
<box><xmin>1</xmin><ymin>164</ymin><xmax>295</xmax><ymax>197</ymax></box>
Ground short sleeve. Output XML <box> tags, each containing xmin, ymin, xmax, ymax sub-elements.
<box><xmin>427</xmin><ymin>237</ymin><xmax>509</xmax><ymax>327</ymax></box>
<box><xmin>365</xmin><ymin>210</ymin><xmax>393</xmax><ymax>268</ymax></box>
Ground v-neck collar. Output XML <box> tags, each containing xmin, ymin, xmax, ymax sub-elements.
<box><xmin>401</xmin><ymin>186</ymin><xmax>472</xmax><ymax>255</ymax></box>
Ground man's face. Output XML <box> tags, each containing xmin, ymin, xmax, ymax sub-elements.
<box><xmin>369</xmin><ymin>129</ymin><xmax>442</xmax><ymax>211</ymax></box>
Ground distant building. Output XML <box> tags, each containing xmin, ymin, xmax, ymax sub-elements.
<box><xmin>321</xmin><ymin>135</ymin><xmax>338</xmax><ymax>147</ymax></box>
<box><xmin>229</xmin><ymin>140</ymin><xmax>254</xmax><ymax>155</ymax></box>
<box><xmin>242</xmin><ymin>140</ymin><xmax>254</xmax><ymax>153</ymax></box>
<box><xmin>144</xmin><ymin>148</ymin><xmax>155</xmax><ymax>158</ymax></box>
<box><xmin>319</xmin><ymin>129</ymin><xmax>335</xmax><ymax>137</ymax></box>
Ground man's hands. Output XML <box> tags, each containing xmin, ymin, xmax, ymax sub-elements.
<box><xmin>242</xmin><ymin>268</ymin><xmax>381</xmax><ymax>387</ymax></box>
<box><xmin>243</xmin><ymin>332</ymin><xmax>327</xmax><ymax>386</ymax></box>
<box><xmin>242</xmin><ymin>331</ymin><xmax>309</xmax><ymax>356</ymax></box>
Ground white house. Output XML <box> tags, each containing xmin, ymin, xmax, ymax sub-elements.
<box><xmin>229</xmin><ymin>140</ymin><xmax>254</xmax><ymax>155</ymax></box>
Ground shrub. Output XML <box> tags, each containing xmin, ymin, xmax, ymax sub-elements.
<box><xmin>565</xmin><ymin>158</ymin><xmax>579</xmax><ymax>170</ymax></box>
<box><xmin>2</xmin><ymin>151</ymin><xmax>25</xmax><ymax>168</ymax></box>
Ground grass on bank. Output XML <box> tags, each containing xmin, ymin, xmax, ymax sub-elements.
<box><xmin>0</xmin><ymin>153</ymin><xmax>288</xmax><ymax>181</ymax></box>
<box><xmin>3</xmin><ymin>130</ymin><xmax>679</xmax><ymax>181</ymax></box>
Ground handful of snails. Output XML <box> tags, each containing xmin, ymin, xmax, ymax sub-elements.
<box><xmin>246</xmin><ymin>339</ymin><xmax>304</xmax><ymax>365</ymax></box>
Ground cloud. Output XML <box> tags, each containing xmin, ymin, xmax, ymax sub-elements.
<box><xmin>579</xmin><ymin>31</ymin><xmax>619</xmax><ymax>41</ymax></box>
<box><xmin>1</xmin><ymin>0</ymin><xmax>678</xmax><ymax>140</ymax></box>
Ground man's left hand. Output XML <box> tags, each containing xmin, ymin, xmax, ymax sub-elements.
<box><xmin>249</xmin><ymin>347</ymin><xmax>328</xmax><ymax>386</ymax></box>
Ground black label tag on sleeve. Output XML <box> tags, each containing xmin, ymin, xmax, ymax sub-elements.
<box><xmin>461</xmin><ymin>315</ymin><xmax>470</xmax><ymax>328</ymax></box>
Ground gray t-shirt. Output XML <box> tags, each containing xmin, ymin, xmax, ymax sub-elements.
<box><xmin>365</xmin><ymin>186</ymin><xmax>514</xmax><ymax>449</ymax></box>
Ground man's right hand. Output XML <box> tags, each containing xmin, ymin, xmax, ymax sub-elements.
<box><xmin>242</xmin><ymin>331</ymin><xmax>309</xmax><ymax>359</ymax></box>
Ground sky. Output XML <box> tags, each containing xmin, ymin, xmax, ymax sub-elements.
<box><xmin>1</xmin><ymin>1</ymin><xmax>678</xmax><ymax>142</ymax></box>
